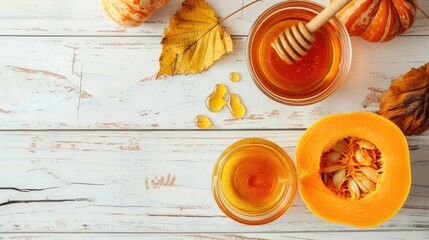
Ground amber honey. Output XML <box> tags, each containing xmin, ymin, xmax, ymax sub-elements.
<box><xmin>220</xmin><ymin>144</ymin><xmax>287</xmax><ymax>211</ymax></box>
<box><xmin>205</xmin><ymin>83</ymin><xmax>246</xmax><ymax>119</ymax></box>
<box><xmin>206</xmin><ymin>84</ymin><xmax>228</xmax><ymax>112</ymax></box>
<box><xmin>227</xmin><ymin>93</ymin><xmax>246</xmax><ymax>118</ymax></box>
<box><xmin>212</xmin><ymin>138</ymin><xmax>297</xmax><ymax>224</ymax></box>
<box><xmin>229</xmin><ymin>72</ymin><xmax>241</xmax><ymax>82</ymax></box>
<box><xmin>195</xmin><ymin>114</ymin><xmax>213</xmax><ymax>129</ymax></box>
<box><xmin>247</xmin><ymin>1</ymin><xmax>351</xmax><ymax>105</ymax></box>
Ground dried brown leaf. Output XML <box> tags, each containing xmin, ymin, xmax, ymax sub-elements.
<box><xmin>379</xmin><ymin>62</ymin><xmax>429</xmax><ymax>135</ymax></box>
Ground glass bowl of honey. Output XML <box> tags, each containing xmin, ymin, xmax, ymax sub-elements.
<box><xmin>246</xmin><ymin>0</ymin><xmax>352</xmax><ymax>105</ymax></box>
<box><xmin>212</xmin><ymin>138</ymin><xmax>297</xmax><ymax>224</ymax></box>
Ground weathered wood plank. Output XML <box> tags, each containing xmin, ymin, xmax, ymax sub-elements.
<box><xmin>0</xmin><ymin>0</ymin><xmax>428</xmax><ymax>36</ymax></box>
<box><xmin>0</xmin><ymin>231</ymin><xmax>428</xmax><ymax>240</ymax></box>
<box><xmin>0</xmin><ymin>130</ymin><xmax>427</xmax><ymax>232</ymax></box>
<box><xmin>1</xmin><ymin>0</ymin><xmax>428</xmax><ymax>238</ymax></box>
<box><xmin>1</xmin><ymin>36</ymin><xmax>428</xmax><ymax>129</ymax></box>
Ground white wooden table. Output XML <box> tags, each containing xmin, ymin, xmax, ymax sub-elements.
<box><xmin>0</xmin><ymin>0</ymin><xmax>428</xmax><ymax>239</ymax></box>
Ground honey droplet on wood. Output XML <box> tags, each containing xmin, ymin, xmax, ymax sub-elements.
<box><xmin>229</xmin><ymin>72</ymin><xmax>241</xmax><ymax>82</ymax></box>
<box><xmin>228</xmin><ymin>93</ymin><xmax>246</xmax><ymax>118</ymax></box>
<box><xmin>206</xmin><ymin>84</ymin><xmax>229</xmax><ymax>112</ymax></box>
<box><xmin>195</xmin><ymin>115</ymin><xmax>213</xmax><ymax>129</ymax></box>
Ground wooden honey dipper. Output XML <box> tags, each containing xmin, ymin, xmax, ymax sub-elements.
<box><xmin>272</xmin><ymin>0</ymin><xmax>351</xmax><ymax>64</ymax></box>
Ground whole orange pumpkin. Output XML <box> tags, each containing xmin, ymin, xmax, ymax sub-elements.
<box><xmin>331</xmin><ymin>0</ymin><xmax>416</xmax><ymax>42</ymax></box>
<box><xmin>101</xmin><ymin>0</ymin><xmax>169</xmax><ymax>27</ymax></box>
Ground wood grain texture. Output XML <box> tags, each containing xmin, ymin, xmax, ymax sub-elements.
<box><xmin>0</xmin><ymin>231</ymin><xmax>428</xmax><ymax>240</ymax></box>
<box><xmin>0</xmin><ymin>130</ymin><xmax>427</xmax><ymax>232</ymax></box>
<box><xmin>0</xmin><ymin>0</ymin><xmax>428</xmax><ymax>36</ymax></box>
<box><xmin>0</xmin><ymin>0</ymin><xmax>283</xmax><ymax>36</ymax></box>
<box><xmin>1</xmin><ymin>0</ymin><xmax>428</xmax><ymax>238</ymax></box>
<box><xmin>1</xmin><ymin>36</ymin><xmax>428</xmax><ymax>129</ymax></box>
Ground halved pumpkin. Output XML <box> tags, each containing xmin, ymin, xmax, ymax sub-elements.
<box><xmin>296</xmin><ymin>112</ymin><xmax>411</xmax><ymax>227</ymax></box>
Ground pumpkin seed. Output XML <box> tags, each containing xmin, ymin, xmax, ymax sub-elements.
<box><xmin>320</xmin><ymin>136</ymin><xmax>383</xmax><ymax>200</ymax></box>
<box><xmin>355</xmin><ymin>148</ymin><xmax>372</xmax><ymax>166</ymax></box>
<box><xmin>354</xmin><ymin>177</ymin><xmax>373</xmax><ymax>193</ymax></box>
<box><xmin>355</xmin><ymin>148</ymin><xmax>364</xmax><ymax>161</ymax></box>
<box><xmin>332</xmin><ymin>139</ymin><xmax>348</xmax><ymax>153</ymax></box>
<box><xmin>326</xmin><ymin>151</ymin><xmax>341</xmax><ymax>161</ymax></box>
<box><xmin>357</xmin><ymin>139</ymin><xmax>376</xmax><ymax>150</ymax></box>
<box><xmin>332</xmin><ymin>168</ymin><xmax>346</xmax><ymax>188</ymax></box>
<box><xmin>348</xmin><ymin>178</ymin><xmax>360</xmax><ymax>199</ymax></box>
<box><xmin>360</xmin><ymin>167</ymin><xmax>379</xmax><ymax>182</ymax></box>
<box><xmin>320</xmin><ymin>164</ymin><xmax>344</xmax><ymax>174</ymax></box>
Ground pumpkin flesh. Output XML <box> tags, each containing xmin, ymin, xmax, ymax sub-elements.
<box><xmin>296</xmin><ymin>112</ymin><xmax>411</xmax><ymax>227</ymax></box>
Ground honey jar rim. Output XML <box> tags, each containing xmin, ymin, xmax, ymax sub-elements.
<box><xmin>245</xmin><ymin>0</ymin><xmax>352</xmax><ymax>106</ymax></box>
<box><xmin>211</xmin><ymin>138</ymin><xmax>298</xmax><ymax>225</ymax></box>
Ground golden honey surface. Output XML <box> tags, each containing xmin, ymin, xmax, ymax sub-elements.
<box><xmin>219</xmin><ymin>143</ymin><xmax>290</xmax><ymax>213</ymax></box>
<box><xmin>249</xmin><ymin>8</ymin><xmax>342</xmax><ymax>99</ymax></box>
<box><xmin>212</xmin><ymin>138</ymin><xmax>298</xmax><ymax>224</ymax></box>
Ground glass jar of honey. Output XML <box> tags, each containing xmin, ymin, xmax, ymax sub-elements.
<box><xmin>212</xmin><ymin>138</ymin><xmax>297</xmax><ymax>224</ymax></box>
<box><xmin>246</xmin><ymin>0</ymin><xmax>352</xmax><ymax>105</ymax></box>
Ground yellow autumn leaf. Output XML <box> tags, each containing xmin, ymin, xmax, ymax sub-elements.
<box><xmin>156</xmin><ymin>0</ymin><xmax>233</xmax><ymax>79</ymax></box>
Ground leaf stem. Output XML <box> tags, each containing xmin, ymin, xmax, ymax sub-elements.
<box><xmin>219</xmin><ymin>0</ymin><xmax>262</xmax><ymax>24</ymax></box>
<box><xmin>415</xmin><ymin>2</ymin><xmax>429</xmax><ymax>20</ymax></box>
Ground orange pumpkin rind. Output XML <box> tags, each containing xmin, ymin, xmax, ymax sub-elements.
<box><xmin>332</xmin><ymin>0</ymin><xmax>416</xmax><ymax>42</ymax></box>
<box><xmin>296</xmin><ymin>112</ymin><xmax>411</xmax><ymax>227</ymax></box>
<box><xmin>101</xmin><ymin>0</ymin><xmax>169</xmax><ymax>27</ymax></box>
